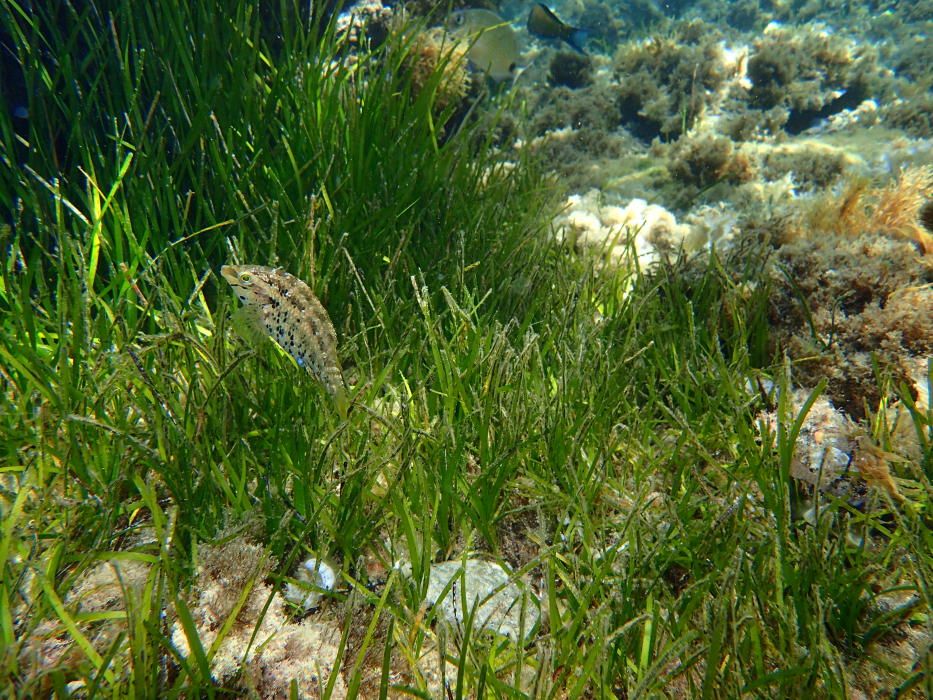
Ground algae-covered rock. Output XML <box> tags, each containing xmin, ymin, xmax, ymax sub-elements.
<box><xmin>767</xmin><ymin>233</ymin><xmax>932</xmax><ymax>420</ymax></box>
<box><xmin>577</xmin><ymin>1</ymin><xmax>624</xmax><ymax>45</ymax></box>
<box><xmin>882</xmin><ymin>93</ymin><xmax>933</xmax><ymax>139</ymax></box>
<box><xmin>548</xmin><ymin>51</ymin><xmax>593</xmax><ymax>89</ymax></box>
<box><xmin>525</xmin><ymin>82</ymin><xmax>641</xmax><ymax>192</ymax></box>
<box><xmin>756</xmin><ymin>389</ymin><xmax>858</xmax><ymax>496</ymax></box>
<box><xmin>170</xmin><ymin>538</ymin><xmax>346</xmax><ymax>698</ymax></box>
<box><xmin>666</xmin><ymin>132</ymin><xmax>757</xmax><ymax>191</ymax></box>
<box><xmin>747</xmin><ymin>24</ymin><xmax>892</xmax><ymax>134</ymax></box>
<box><xmin>760</xmin><ymin>141</ymin><xmax>855</xmax><ymax>191</ymax></box>
<box><xmin>614</xmin><ymin>21</ymin><xmax>730</xmax><ymax>141</ymax></box>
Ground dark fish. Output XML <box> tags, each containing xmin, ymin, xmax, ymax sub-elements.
<box><xmin>527</xmin><ymin>3</ymin><xmax>587</xmax><ymax>54</ymax></box>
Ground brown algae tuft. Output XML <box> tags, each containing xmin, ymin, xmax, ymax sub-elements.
<box><xmin>796</xmin><ymin>166</ymin><xmax>933</xmax><ymax>252</ymax></box>
<box><xmin>399</xmin><ymin>26</ymin><xmax>473</xmax><ymax>123</ymax></box>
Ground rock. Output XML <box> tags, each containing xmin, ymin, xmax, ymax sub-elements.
<box><xmin>170</xmin><ymin>539</ymin><xmax>346</xmax><ymax>698</ymax></box>
<box><xmin>284</xmin><ymin>557</ymin><xmax>338</xmax><ymax>613</ymax></box>
<box><xmin>418</xmin><ymin>559</ymin><xmax>540</xmax><ymax>643</ymax></box>
<box><xmin>757</xmin><ymin>389</ymin><xmax>857</xmax><ymax>495</ymax></box>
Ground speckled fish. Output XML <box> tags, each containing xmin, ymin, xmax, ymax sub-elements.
<box><xmin>527</xmin><ymin>4</ymin><xmax>587</xmax><ymax>54</ymax></box>
<box><xmin>447</xmin><ymin>8</ymin><xmax>521</xmax><ymax>81</ymax></box>
<box><xmin>221</xmin><ymin>264</ymin><xmax>347</xmax><ymax>415</ymax></box>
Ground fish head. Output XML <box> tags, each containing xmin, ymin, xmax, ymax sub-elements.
<box><xmin>448</xmin><ymin>9</ymin><xmax>468</xmax><ymax>31</ymax></box>
<box><xmin>221</xmin><ymin>264</ymin><xmax>277</xmax><ymax>306</ymax></box>
<box><xmin>447</xmin><ymin>8</ymin><xmax>504</xmax><ymax>35</ymax></box>
<box><xmin>445</xmin><ymin>9</ymin><xmax>520</xmax><ymax>81</ymax></box>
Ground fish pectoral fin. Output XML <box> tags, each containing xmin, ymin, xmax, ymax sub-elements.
<box><xmin>334</xmin><ymin>385</ymin><xmax>349</xmax><ymax>421</ymax></box>
<box><xmin>230</xmin><ymin>306</ymin><xmax>267</xmax><ymax>345</ymax></box>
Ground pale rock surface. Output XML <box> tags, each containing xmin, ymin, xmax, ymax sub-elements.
<box><xmin>170</xmin><ymin>539</ymin><xmax>346</xmax><ymax>699</ymax></box>
<box><xmin>555</xmin><ymin>189</ymin><xmax>702</xmax><ymax>267</ymax></box>
<box><xmin>757</xmin><ymin>389</ymin><xmax>856</xmax><ymax>494</ymax></box>
<box><xmin>415</xmin><ymin>559</ymin><xmax>540</xmax><ymax>643</ymax></box>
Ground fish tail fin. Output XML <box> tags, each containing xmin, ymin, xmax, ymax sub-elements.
<box><xmin>334</xmin><ymin>385</ymin><xmax>349</xmax><ymax>421</ymax></box>
<box><xmin>567</xmin><ymin>28</ymin><xmax>588</xmax><ymax>54</ymax></box>
<box><xmin>322</xmin><ymin>366</ymin><xmax>349</xmax><ymax>420</ymax></box>
<box><xmin>325</xmin><ymin>362</ymin><xmax>349</xmax><ymax>420</ymax></box>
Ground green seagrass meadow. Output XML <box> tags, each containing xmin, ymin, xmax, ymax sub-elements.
<box><xmin>1</xmin><ymin>2</ymin><xmax>929</xmax><ymax>697</ymax></box>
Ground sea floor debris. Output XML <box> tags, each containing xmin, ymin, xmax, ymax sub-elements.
<box><xmin>169</xmin><ymin>539</ymin><xmax>346</xmax><ymax>698</ymax></box>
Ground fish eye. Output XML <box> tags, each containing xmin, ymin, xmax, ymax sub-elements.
<box><xmin>454</xmin><ymin>12</ymin><xmax>464</xmax><ymax>25</ymax></box>
<box><xmin>238</xmin><ymin>272</ymin><xmax>253</xmax><ymax>284</ymax></box>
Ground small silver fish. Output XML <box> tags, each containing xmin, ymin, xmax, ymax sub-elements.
<box><xmin>221</xmin><ymin>264</ymin><xmax>347</xmax><ymax>415</ymax></box>
<box><xmin>447</xmin><ymin>8</ymin><xmax>521</xmax><ymax>81</ymax></box>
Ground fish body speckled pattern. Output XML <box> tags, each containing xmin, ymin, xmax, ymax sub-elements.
<box><xmin>221</xmin><ymin>264</ymin><xmax>344</xmax><ymax>400</ymax></box>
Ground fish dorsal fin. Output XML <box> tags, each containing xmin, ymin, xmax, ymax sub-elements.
<box><xmin>537</xmin><ymin>3</ymin><xmax>562</xmax><ymax>24</ymax></box>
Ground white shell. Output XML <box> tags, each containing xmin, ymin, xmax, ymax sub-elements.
<box><xmin>283</xmin><ymin>557</ymin><xmax>337</xmax><ymax>612</ymax></box>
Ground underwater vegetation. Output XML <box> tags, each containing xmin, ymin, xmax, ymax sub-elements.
<box><xmin>614</xmin><ymin>20</ymin><xmax>730</xmax><ymax>141</ymax></box>
<box><xmin>1</xmin><ymin>0</ymin><xmax>931</xmax><ymax>697</ymax></box>
<box><xmin>795</xmin><ymin>165</ymin><xmax>933</xmax><ymax>253</ymax></box>
<box><xmin>746</xmin><ymin>23</ymin><xmax>890</xmax><ymax>135</ymax></box>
